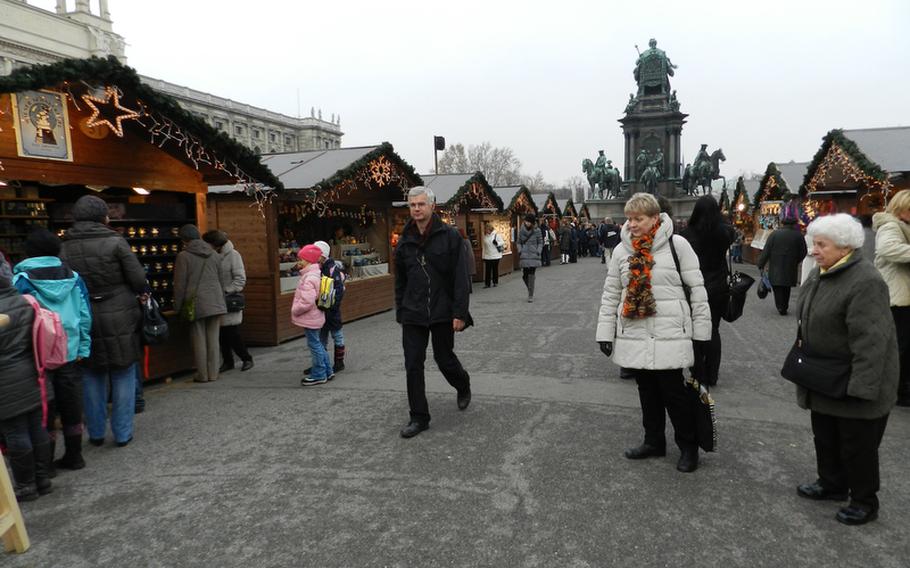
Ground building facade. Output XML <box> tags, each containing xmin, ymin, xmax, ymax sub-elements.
<box><xmin>0</xmin><ymin>0</ymin><xmax>343</xmax><ymax>154</ymax></box>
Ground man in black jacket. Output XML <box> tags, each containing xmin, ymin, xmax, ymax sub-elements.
<box><xmin>394</xmin><ymin>186</ymin><xmax>471</xmax><ymax>438</ymax></box>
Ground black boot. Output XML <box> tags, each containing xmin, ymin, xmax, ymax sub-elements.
<box><xmin>333</xmin><ymin>346</ymin><xmax>346</xmax><ymax>373</ymax></box>
<box><xmin>8</xmin><ymin>450</ymin><xmax>39</xmax><ymax>502</ymax></box>
<box><xmin>56</xmin><ymin>434</ymin><xmax>86</xmax><ymax>470</ymax></box>
<box><xmin>677</xmin><ymin>446</ymin><xmax>699</xmax><ymax>473</ymax></box>
<box><xmin>47</xmin><ymin>436</ymin><xmax>57</xmax><ymax>479</ymax></box>
<box><xmin>33</xmin><ymin>441</ymin><xmax>54</xmax><ymax>495</ymax></box>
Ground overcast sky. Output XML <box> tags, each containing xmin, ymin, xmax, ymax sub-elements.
<box><xmin>35</xmin><ymin>0</ymin><xmax>910</xmax><ymax>185</ymax></box>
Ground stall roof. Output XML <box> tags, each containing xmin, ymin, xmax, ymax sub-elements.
<box><xmin>531</xmin><ymin>192</ymin><xmax>561</xmax><ymax>216</ymax></box>
<box><xmin>492</xmin><ymin>184</ymin><xmax>538</xmax><ymax>214</ymax></box>
<box><xmin>0</xmin><ymin>56</ymin><xmax>281</xmax><ymax>189</ymax></box>
<box><xmin>420</xmin><ymin>172</ymin><xmax>503</xmax><ymax>210</ymax></box>
<box><xmin>842</xmin><ymin>127</ymin><xmax>910</xmax><ymax>174</ymax></box>
<box><xmin>802</xmin><ymin>129</ymin><xmax>890</xmax><ymax>195</ymax></box>
<box><xmin>558</xmin><ymin>198</ymin><xmax>578</xmax><ymax>217</ymax></box>
<box><xmin>775</xmin><ymin>161</ymin><xmax>810</xmax><ymax>193</ymax></box>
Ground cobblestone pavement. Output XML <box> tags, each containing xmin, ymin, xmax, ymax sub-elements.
<box><xmin>6</xmin><ymin>256</ymin><xmax>910</xmax><ymax>567</ymax></box>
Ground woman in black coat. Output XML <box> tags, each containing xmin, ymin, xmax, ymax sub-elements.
<box><xmin>758</xmin><ymin>217</ymin><xmax>807</xmax><ymax>315</ymax></box>
<box><xmin>681</xmin><ymin>196</ymin><xmax>735</xmax><ymax>386</ymax></box>
<box><xmin>0</xmin><ymin>274</ymin><xmax>53</xmax><ymax>501</ymax></box>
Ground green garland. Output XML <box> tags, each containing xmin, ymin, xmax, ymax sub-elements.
<box><xmin>0</xmin><ymin>56</ymin><xmax>282</xmax><ymax>189</ymax></box>
<box><xmin>563</xmin><ymin>198</ymin><xmax>578</xmax><ymax>217</ymax></box>
<box><xmin>800</xmin><ymin>129</ymin><xmax>888</xmax><ymax>197</ymax></box>
<box><xmin>443</xmin><ymin>171</ymin><xmax>504</xmax><ymax>210</ymax></box>
<box><xmin>548</xmin><ymin>192</ymin><xmax>562</xmax><ymax>217</ymax></box>
<box><xmin>311</xmin><ymin>141</ymin><xmax>422</xmax><ymax>192</ymax></box>
<box><xmin>753</xmin><ymin>162</ymin><xmax>790</xmax><ymax>206</ymax></box>
<box><xmin>506</xmin><ymin>185</ymin><xmax>539</xmax><ymax>214</ymax></box>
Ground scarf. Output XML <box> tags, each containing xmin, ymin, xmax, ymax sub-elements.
<box><xmin>622</xmin><ymin>221</ymin><xmax>660</xmax><ymax>319</ymax></box>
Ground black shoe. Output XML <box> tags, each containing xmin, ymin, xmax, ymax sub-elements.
<box><xmin>89</xmin><ymin>438</ymin><xmax>104</xmax><ymax>447</ymax></box>
<box><xmin>241</xmin><ymin>360</ymin><xmax>254</xmax><ymax>372</ymax></box>
<box><xmin>483</xmin><ymin>285</ymin><xmax>491</xmax><ymax>289</ymax></box>
<box><xmin>219</xmin><ymin>362</ymin><xmax>235</xmax><ymax>373</ymax></box>
<box><xmin>457</xmin><ymin>388</ymin><xmax>471</xmax><ymax>410</ymax></box>
<box><xmin>677</xmin><ymin>448</ymin><xmax>699</xmax><ymax>473</ymax></box>
<box><xmin>116</xmin><ymin>437</ymin><xmax>133</xmax><ymax>448</ymax></box>
<box><xmin>836</xmin><ymin>506</ymin><xmax>878</xmax><ymax>525</ymax></box>
<box><xmin>778</xmin><ymin>309</ymin><xmax>788</xmax><ymax>316</ymax></box>
<box><xmin>333</xmin><ymin>361</ymin><xmax>345</xmax><ymax>373</ymax></box>
<box><xmin>56</xmin><ymin>434</ymin><xmax>86</xmax><ymax>470</ymax></box>
<box><xmin>797</xmin><ymin>482</ymin><xmax>848</xmax><ymax>501</ymax></box>
<box><xmin>400</xmin><ymin>421</ymin><xmax>429</xmax><ymax>438</ymax></box>
<box><xmin>624</xmin><ymin>443</ymin><xmax>666</xmax><ymax>460</ymax></box>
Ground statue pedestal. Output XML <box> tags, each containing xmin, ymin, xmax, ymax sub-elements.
<box><xmin>584</xmin><ymin>195</ymin><xmax>698</xmax><ymax>225</ymax></box>
<box><xmin>620</xmin><ymin>96</ymin><xmax>687</xmax><ymax>183</ymax></box>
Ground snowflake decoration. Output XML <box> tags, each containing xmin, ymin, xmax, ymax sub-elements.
<box><xmin>369</xmin><ymin>156</ymin><xmax>393</xmax><ymax>187</ymax></box>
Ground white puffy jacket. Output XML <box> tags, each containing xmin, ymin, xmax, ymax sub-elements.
<box><xmin>872</xmin><ymin>212</ymin><xmax>910</xmax><ymax>307</ymax></box>
<box><xmin>596</xmin><ymin>213</ymin><xmax>711</xmax><ymax>370</ymax></box>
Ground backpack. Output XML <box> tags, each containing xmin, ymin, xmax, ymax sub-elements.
<box><xmin>317</xmin><ymin>262</ymin><xmax>346</xmax><ymax>310</ymax></box>
<box><xmin>22</xmin><ymin>294</ymin><xmax>69</xmax><ymax>371</ymax></box>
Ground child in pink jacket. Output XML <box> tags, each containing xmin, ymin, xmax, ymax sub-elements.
<box><xmin>293</xmin><ymin>244</ymin><xmax>333</xmax><ymax>386</ymax></box>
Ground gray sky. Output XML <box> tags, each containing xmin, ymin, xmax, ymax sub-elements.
<box><xmin>36</xmin><ymin>0</ymin><xmax>910</xmax><ymax>185</ymax></box>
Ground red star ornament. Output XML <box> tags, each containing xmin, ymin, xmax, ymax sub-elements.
<box><xmin>81</xmin><ymin>87</ymin><xmax>140</xmax><ymax>137</ymax></box>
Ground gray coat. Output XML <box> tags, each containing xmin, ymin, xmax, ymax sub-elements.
<box><xmin>0</xmin><ymin>285</ymin><xmax>40</xmax><ymax>421</ymax></box>
<box><xmin>217</xmin><ymin>240</ymin><xmax>246</xmax><ymax>327</ymax></box>
<box><xmin>758</xmin><ymin>225</ymin><xmax>807</xmax><ymax>287</ymax></box>
<box><xmin>61</xmin><ymin>221</ymin><xmax>147</xmax><ymax>369</ymax></box>
<box><xmin>174</xmin><ymin>239</ymin><xmax>226</xmax><ymax>321</ymax></box>
<box><xmin>795</xmin><ymin>251</ymin><xmax>898</xmax><ymax>419</ymax></box>
<box><xmin>518</xmin><ymin>224</ymin><xmax>543</xmax><ymax>268</ymax></box>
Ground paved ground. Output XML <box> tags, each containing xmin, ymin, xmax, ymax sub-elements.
<box><xmin>6</xmin><ymin>255</ymin><xmax>910</xmax><ymax>567</ymax></box>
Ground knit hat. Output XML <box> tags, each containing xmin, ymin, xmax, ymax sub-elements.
<box><xmin>178</xmin><ymin>224</ymin><xmax>201</xmax><ymax>241</ymax></box>
<box><xmin>314</xmin><ymin>240</ymin><xmax>331</xmax><ymax>259</ymax></box>
<box><xmin>72</xmin><ymin>195</ymin><xmax>109</xmax><ymax>222</ymax></box>
<box><xmin>297</xmin><ymin>244</ymin><xmax>322</xmax><ymax>264</ymax></box>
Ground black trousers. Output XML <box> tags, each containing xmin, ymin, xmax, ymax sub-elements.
<box><xmin>692</xmin><ymin>292</ymin><xmax>727</xmax><ymax>385</ymax></box>
<box><xmin>46</xmin><ymin>361</ymin><xmax>84</xmax><ymax>436</ymax></box>
<box><xmin>772</xmin><ymin>285</ymin><xmax>791</xmax><ymax>314</ymax></box>
<box><xmin>633</xmin><ymin>369</ymin><xmax>698</xmax><ymax>451</ymax></box>
<box><xmin>891</xmin><ymin>306</ymin><xmax>910</xmax><ymax>398</ymax></box>
<box><xmin>402</xmin><ymin>323</ymin><xmax>470</xmax><ymax>424</ymax></box>
<box><xmin>484</xmin><ymin>259</ymin><xmax>499</xmax><ymax>287</ymax></box>
<box><xmin>541</xmin><ymin>245</ymin><xmax>551</xmax><ymax>266</ymax></box>
<box><xmin>811</xmin><ymin>411</ymin><xmax>889</xmax><ymax>512</ymax></box>
<box><xmin>220</xmin><ymin>324</ymin><xmax>252</xmax><ymax>366</ymax></box>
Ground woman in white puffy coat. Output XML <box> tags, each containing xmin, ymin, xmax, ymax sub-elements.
<box><xmin>596</xmin><ymin>193</ymin><xmax>711</xmax><ymax>473</ymax></box>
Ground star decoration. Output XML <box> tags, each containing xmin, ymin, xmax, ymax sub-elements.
<box><xmin>81</xmin><ymin>86</ymin><xmax>140</xmax><ymax>137</ymax></box>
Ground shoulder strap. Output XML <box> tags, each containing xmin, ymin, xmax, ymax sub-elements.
<box><xmin>668</xmin><ymin>236</ymin><xmax>691</xmax><ymax>305</ymax></box>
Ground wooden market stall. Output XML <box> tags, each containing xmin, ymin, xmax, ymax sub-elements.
<box><xmin>559</xmin><ymin>198</ymin><xmax>579</xmax><ymax>222</ymax></box>
<box><xmin>0</xmin><ymin>56</ymin><xmax>279</xmax><ymax>379</ymax></box>
<box><xmin>801</xmin><ymin>128</ymin><xmax>910</xmax><ymax>221</ymax></box>
<box><xmin>419</xmin><ymin>172</ymin><xmax>504</xmax><ymax>283</ymax></box>
<box><xmin>492</xmin><ymin>184</ymin><xmax>538</xmax><ymax>272</ymax></box>
<box><xmin>578</xmin><ymin>203</ymin><xmax>592</xmax><ymax>224</ymax></box>
<box><xmin>746</xmin><ymin>162</ymin><xmax>807</xmax><ymax>264</ymax></box>
<box><xmin>207</xmin><ymin>143</ymin><xmax>422</xmax><ymax>346</ymax></box>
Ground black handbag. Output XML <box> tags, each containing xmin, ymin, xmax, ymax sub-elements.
<box><xmin>723</xmin><ymin>255</ymin><xmax>755</xmax><ymax>323</ymax></box>
<box><xmin>780</xmin><ymin>325</ymin><xmax>851</xmax><ymax>398</ymax></box>
<box><xmin>225</xmin><ymin>292</ymin><xmax>245</xmax><ymax>313</ymax></box>
<box><xmin>686</xmin><ymin>377</ymin><xmax>717</xmax><ymax>452</ymax></box>
<box><xmin>141</xmin><ymin>296</ymin><xmax>169</xmax><ymax>345</ymax></box>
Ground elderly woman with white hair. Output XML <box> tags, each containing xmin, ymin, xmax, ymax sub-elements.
<box><xmin>791</xmin><ymin>213</ymin><xmax>898</xmax><ymax>526</ymax></box>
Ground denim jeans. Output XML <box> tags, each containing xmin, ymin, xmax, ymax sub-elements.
<box><xmin>83</xmin><ymin>363</ymin><xmax>137</xmax><ymax>443</ymax></box>
<box><xmin>319</xmin><ymin>327</ymin><xmax>345</xmax><ymax>350</ymax></box>
<box><xmin>306</xmin><ymin>328</ymin><xmax>333</xmax><ymax>379</ymax></box>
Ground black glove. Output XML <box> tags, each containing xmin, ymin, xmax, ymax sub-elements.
<box><xmin>599</xmin><ymin>341</ymin><xmax>613</xmax><ymax>357</ymax></box>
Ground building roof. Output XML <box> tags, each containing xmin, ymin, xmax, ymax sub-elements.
<box><xmin>493</xmin><ymin>185</ymin><xmax>538</xmax><ymax>214</ymax></box>
<box><xmin>261</xmin><ymin>146</ymin><xmax>377</xmax><ymax>190</ymax></box>
<box><xmin>530</xmin><ymin>192</ymin><xmax>561</xmax><ymax>216</ymax></box>
<box><xmin>842</xmin><ymin>127</ymin><xmax>910</xmax><ymax>174</ymax></box>
<box><xmin>420</xmin><ymin>173</ymin><xmax>476</xmax><ymax>205</ymax></box>
<box><xmin>775</xmin><ymin>161</ymin><xmax>810</xmax><ymax>193</ymax></box>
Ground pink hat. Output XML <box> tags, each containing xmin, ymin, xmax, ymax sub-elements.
<box><xmin>297</xmin><ymin>244</ymin><xmax>322</xmax><ymax>264</ymax></box>
<box><xmin>314</xmin><ymin>240</ymin><xmax>331</xmax><ymax>259</ymax></box>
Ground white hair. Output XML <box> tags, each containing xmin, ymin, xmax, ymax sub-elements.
<box><xmin>408</xmin><ymin>185</ymin><xmax>435</xmax><ymax>204</ymax></box>
<box><xmin>806</xmin><ymin>213</ymin><xmax>864</xmax><ymax>249</ymax></box>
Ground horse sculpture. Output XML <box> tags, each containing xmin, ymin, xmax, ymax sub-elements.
<box><xmin>686</xmin><ymin>149</ymin><xmax>726</xmax><ymax>195</ymax></box>
<box><xmin>583</xmin><ymin>159</ymin><xmax>623</xmax><ymax>199</ymax></box>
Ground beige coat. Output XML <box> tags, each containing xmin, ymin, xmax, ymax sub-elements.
<box><xmin>596</xmin><ymin>214</ymin><xmax>711</xmax><ymax>370</ymax></box>
<box><xmin>872</xmin><ymin>212</ymin><xmax>910</xmax><ymax>307</ymax></box>
<box><xmin>218</xmin><ymin>240</ymin><xmax>247</xmax><ymax>327</ymax></box>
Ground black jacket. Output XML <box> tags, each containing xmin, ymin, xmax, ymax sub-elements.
<box><xmin>680</xmin><ymin>223</ymin><xmax>735</xmax><ymax>297</ymax></box>
<box><xmin>61</xmin><ymin>221</ymin><xmax>147</xmax><ymax>369</ymax></box>
<box><xmin>320</xmin><ymin>257</ymin><xmax>345</xmax><ymax>332</ymax></box>
<box><xmin>0</xmin><ymin>285</ymin><xmax>40</xmax><ymax>421</ymax></box>
<box><xmin>394</xmin><ymin>215</ymin><xmax>470</xmax><ymax>326</ymax></box>
<box><xmin>758</xmin><ymin>224</ymin><xmax>807</xmax><ymax>287</ymax></box>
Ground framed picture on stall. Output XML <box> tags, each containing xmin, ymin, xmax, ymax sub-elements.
<box><xmin>10</xmin><ymin>90</ymin><xmax>74</xmax><ymax>162</ymax></box>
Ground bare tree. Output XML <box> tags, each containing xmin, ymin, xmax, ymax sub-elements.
<box><xmin>436</xmin><ymin>141</ymin><xmax>523</xmax><ymax>186</ymax></box>
<box><xmin>520</xmin><ymin>171</ymin><xmax>555</xmax><ymax>194</ymax></box>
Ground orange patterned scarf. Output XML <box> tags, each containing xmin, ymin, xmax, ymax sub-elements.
<box><xmin>622</xmin><ymin>222</ymin><xmax>660</xmax><ymax>318</ymax></box>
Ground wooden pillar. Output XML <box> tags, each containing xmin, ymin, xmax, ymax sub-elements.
<box><xmin>195</xmin><ymin>192</ymin><xmax>207</xmax><ymax>233</ymax></box>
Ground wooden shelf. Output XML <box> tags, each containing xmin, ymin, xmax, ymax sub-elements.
<box><xmin>0</xmin><ymin>215</ymin><xmax>49</xmax><ymax>220</ymax></box>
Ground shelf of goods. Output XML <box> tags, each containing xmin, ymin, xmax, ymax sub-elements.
<box><xmin>0</xmin><ymin>198</ymin><xmax>51</xmax><ymax>263</ymax></box>
<box><xmin>337</xmin><ymin>243</ymin><xmax>388</xmax><ymax>280</ymax></box>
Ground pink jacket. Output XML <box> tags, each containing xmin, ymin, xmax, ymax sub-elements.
<box><xmin>291</xmin><ymin>264</ymin><xmax>325</xmax><ymax>330</ymax></box>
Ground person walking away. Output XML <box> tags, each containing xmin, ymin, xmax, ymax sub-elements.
<box><xmin>596</xmin><ymin>193</ymin><xmax>711</xmax><ymax>472</ymax></box>
<box><xmin>518</xmin><ymin>214</ymin><xmax>543</xmax><ymax>303</ymax></box>
<box><xmin>569</xmin><ymin>223</ymin><xmax>579</xmax><ymax>263</ymax></box>
<box><xmin>558</xmin><ymin>219</ymin><xmax>572</xmax><ymax>264</ymax></box>
<box><xmin>757</xmin><ymin>216</ymin><xmax>807</xmax><ymax>315</ymax></box>
<box><xmin>202</xmin><ymin>230</ymin><xmax>253</xmax><ymax>373</ymax></box>
<box><xmin>61</xmin><ymin>195</ymin><xmax>146</xmax><ymax>447</ymax></box>
<box><xmin>13</xmin><ymin>229</ymin><xmax>92</xmax><ymax>470</ymax></box>
<box><xmin>174</xmin><ymin>225</ymin><xmax>227</xmax><ymax>383</ymax></box>
<box><xmin>731</xmin><ymin>228</ymin><xmax>744</xmax><ymax>263</ymax></box>
<box><xmin>458</xmin><ymin>227</ymin><xmax>475</xmax><ymax>293</ymax></box>
<box><xmin>294</xmin><ymin>245</ymin><xmax>333</xmax><ymax>386</ymax></box>
<box><xmin>315</xmin><ymin>240</ymin><xmax>346</xmax><ymax>373</ymax></box>
<box><xmin>795</xmin><ymin>214</ymin><xmax>897</xmax><ymax>525</ymax></box>
<box><xmin>539</xmin><ymin>220</ymin><xmax>551</xmax><ymax>267</ymax></box>
<box><xmin>481</xmin><ymin>223</ymin><xmax>503</xmax><ymax>288</ymax></box>
<box><xmin>872</xmin><ymin>189</ymin><xmax>910</xmax><ymax>407</ymax></box>
<box><xmin>600</xmin><ymin>217</ymin><xmax>621</xmax><ymax>267</ymax></box>
<box><xmin>680</xmin><ymin>196</ymin><xmax>735</xmax><ymax>386</ymax></box>
<box><xmin>394</xmin><ymin>186</ymin><xmax>471</xmax><ymax>438</ymax></box>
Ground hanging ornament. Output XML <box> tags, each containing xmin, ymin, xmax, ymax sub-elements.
<box><xmin>369</xmin><ymin>156</ymin><xmax>393</xmax><ymax>187</ymax></box>
<box><xmin>81</xmin><ymin>86</ymin><xmax>140</xmax><ymax>137</ymax></box>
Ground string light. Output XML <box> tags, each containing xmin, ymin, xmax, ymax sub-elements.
<box><xmin>81</xmin><ymin>85</ymin><xmax>140</xmax><ymax>137</ymax></box>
